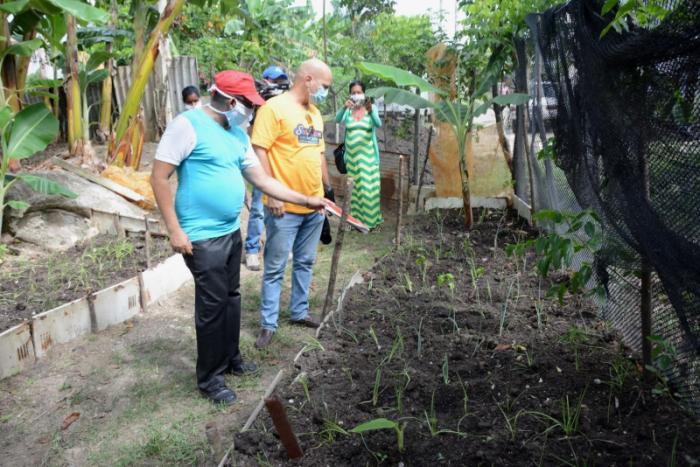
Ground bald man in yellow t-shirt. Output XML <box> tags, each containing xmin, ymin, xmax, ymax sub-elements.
<box><xmin>251</xmin><ymin>59</ymin><xmax>332</xmax><ymax>349</ymax></box>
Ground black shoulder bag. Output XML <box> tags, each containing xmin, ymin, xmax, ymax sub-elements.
<box><xmin>333</xmin><ymin>143</ymin><xmax>347</xmax><ymax>174</ymax></box>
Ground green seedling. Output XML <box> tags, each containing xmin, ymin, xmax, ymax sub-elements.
<box><xmin>394</xmin><ymin>370</ymin><xmax>411</xmax><ymax>416</ymax></box>
<box><xmin>341</xmin><ymin>367</ymin><xmax>354</xmax><ymax>387</ymax></box>
<box><xmin>646</xmin><ymin>335</ymin><xmax>678</xmax><ymax>397</ymax></box>
<box><xmin>369</xmin><ymin>325</ymin><xmax>381</xmax><ymax>351</ymax></box>
<box><xmin>320</xmin><ymin>418</ymin><xmax>349</xmax><ymax>444</ymax></box>
<box><xmin>437</xmin><ymin>273</ymin><xmax>458</xmax><ymax>332</ymax></box>
<box><xmin>424</xmin><ymin>390</ymin><xmax>464</xmax><ymax>437</ymax></box>
<box><xmin>416</xmin><ymin>317</ymin><xmax>424</xmax><ymax>358</ymax></box>
<box><xmin>383</xmin><ymin>327</ymin><xmax>404</xmax><ymax>365</ymax></box>
<box><xmin>526</xmin><ymin>388</ymin><xmax>587</xmax><ymax>437</ymax></box>
<box><xmin>372</xmin><ymin>367</ymin><xmax>382</xmax><ymax>407</ymax></box>
<box><xmin>608</xmin><ymin>354</ymin><xmax>633</xmax><ymax>395</ymax></box>
<box><xmin>415</xmin><ymin>254</ymin><xmax>429</xmax><ymax>284</ymax></box>
<box><xmin>496</xmin><ymin>401</ymin><xmax>521</xmax><ymax>441</ymax></box>
<box><xmin>337</xmin><ymin>325</ymin><xmax>358</xmax><ymax>344</ymax></box>
<box><xmin>456</xmin><ymin>374</ymin><xmax>469</xmax><ymax>429</ymax></box>
<box><xmin>499</xmin><ymin>278</ymin><xmax>516</xmax><ymax>337</ymax></box>
<box><xmin>403</xmin><ymin>273</ymin><xmax>414</xmax><ymax>294</ymax></box>
<box><xmin>350</xmin><ymin>418</ymin><xmax>408</xmax><ymax>453</ymax></box>
<box><xmin>301</xmin><ymin>336</ymin><xmax>325</xmax><ymax>355</ymax></box>
<box><xmin>298</xmin><ymin>375</ymin><xmax>311</xmax><ymax>404</ymax></box>
<box><xmin>559</xmin><ymin>326</ymin><xmax>589</xmax><ymax>371</ymax></box>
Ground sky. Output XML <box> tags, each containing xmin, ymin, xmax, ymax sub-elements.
<box><xmin>293</xmin><ymin>0</ymin><xmax>464</xmax><ymax>37</ymax></box>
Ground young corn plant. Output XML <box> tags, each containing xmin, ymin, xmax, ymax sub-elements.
<box><xmin>350</xmin><ymin>418</ymin><xmax>408</xmax><ymax>453</ymax></box>
<box><xmin>467</xmin><ymin>254</ymin><xmax>486</xmax><ymax>302</ymax></box>
<box><xmin>415</xmin><ymin>254</ymin><xmax>429</xmax><ymax>285</ymax></box>
<box><xmin>437</xmin><ymin>273</ymin><xmax>458</xmax><ymax>332</ymax></box>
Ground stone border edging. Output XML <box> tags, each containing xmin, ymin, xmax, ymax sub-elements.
<box><xmin>0</xmin><ymin>254</ymin><xmax>192</xmax><ymax>380</ymax></box>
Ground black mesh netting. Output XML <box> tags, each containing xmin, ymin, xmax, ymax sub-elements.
<box><xmin>518</xmin><ymin>0</ymin><xmax>700</xmax><ymax>410</ymax></box>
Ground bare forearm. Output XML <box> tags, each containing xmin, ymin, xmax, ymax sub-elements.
<box><xmin>254</xmin><ymin>146</ymin><xmax>274</xmax><ymax>177</ymax></box>
<box><xmin>151</xmin><ymin>176</ymin><xmax>181</xmax><ymax>233</ymax></box>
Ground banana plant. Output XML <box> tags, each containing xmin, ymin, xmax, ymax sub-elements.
<box><xmin>108</xmin><ymin>0</ymin><xmax>185</xmax><ymax>169</ymax></box>
<box><xmin>0</xmin><ymin>102</ymin><xmax>77</xmax><ymax>234</ymax></box>
<box><xmin>356</xmin><ymin>61</ymin><xmax>528</xmax><ymax>229</ymax></box>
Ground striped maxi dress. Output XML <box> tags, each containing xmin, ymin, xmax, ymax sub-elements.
<box><xmin>342</xmin><ymin>111</ymin><xmax>383</xmax><ymax>228</ymax></box>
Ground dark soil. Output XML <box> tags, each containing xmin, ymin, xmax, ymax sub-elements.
<box><xmin>234</xmin><ymin>209</ymin><xmax>700</xmax><ymax>466</ymax></box>
<box><xmin>0</xmin><ymin>232</ymin><xmax>172</xmax><ymax>332</ymax></box>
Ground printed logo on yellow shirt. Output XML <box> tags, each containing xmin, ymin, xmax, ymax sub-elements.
<box><xmin>294</xmin><ymin>124</ymin><xmax>322</xmax><ymax>145</ymax></box>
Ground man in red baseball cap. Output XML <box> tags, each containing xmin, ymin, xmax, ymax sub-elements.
<box><xmin>151</xmin><ymin>70</ymin><xmax>328</xmax><ymax>405</ymax></box>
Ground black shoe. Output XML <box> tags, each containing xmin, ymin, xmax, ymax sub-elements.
<box><xmin>201</xmin><ymin>385</ymin><xmax>237</xmax><ymax>405</ymax></box>
<box><xmin>228</xmin><ymin>361</ymin><xmax>259</xmax><ymax>376</ymax></box>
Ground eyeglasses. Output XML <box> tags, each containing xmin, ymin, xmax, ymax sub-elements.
<box><xmin>233</xmin><ymin>95</ymin><xmax>254</xmax><ymax>109</ymax></box>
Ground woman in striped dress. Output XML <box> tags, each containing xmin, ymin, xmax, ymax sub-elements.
<box><xmin>335</xmin><ymin>81</ymin><xmax>383</xmax><ymax>229</ymax></box>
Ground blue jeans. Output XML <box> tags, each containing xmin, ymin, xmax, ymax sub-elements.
<box><xmin>245</xmin><ymin>187</ymin><xmax>264</xmax><ymax>254</ymax></box>
<box><xmin>260</xmin><ymin>208</ymin><xmax>324</xmax><ymax>331</ymax></box>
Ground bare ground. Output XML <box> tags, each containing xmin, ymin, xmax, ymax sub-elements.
<box><xmin>0</xmin><ymin>199</ymin><xmax>394</xmax><ymax>466</ymax></box>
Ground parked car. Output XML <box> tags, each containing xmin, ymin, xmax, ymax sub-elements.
<box><xmin>529</xmin><ymin>80</ymin><xmax>558</xmax><ymax>131</ymax></box>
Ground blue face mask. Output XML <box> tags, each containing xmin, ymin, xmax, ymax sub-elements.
<box><xmin>208</xmin><ymin>100</ymin><xmax>253</xmax><ymax>129</ymax></box>
<box><xmin>311</xmin><ymin>80</ymin><xmax>329</xmax><ymax>104</ymax></box>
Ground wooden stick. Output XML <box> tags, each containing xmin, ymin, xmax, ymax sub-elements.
<box><xmin>321</xmin><ymin>178</ymin><xmax>354</xmax><ymax>323</ymax></box>
<box><xmin>264</xmin><ymin>396</ymin><xmax>303</xmax><ymax>459</ymax></box>
<box><xmin>114</xmin><ymin>213</ymin><xmax>125</xmax><ymax>238</ymax></box>
<box><xmin>413</xmin><ymin>126</ymin><xmax>433</xmax><ymax>214</ymax></box>
<box><xmin>396</xmin><ymin>156</ymin><xmax>405</xmax><ymax>249</ymax></box>
<box><xmin>144</xmin><ymin>215</ymin><xmax>152</xmax><ymax>269</ymax></box>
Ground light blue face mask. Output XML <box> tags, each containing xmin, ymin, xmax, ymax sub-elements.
<box><xmin>208</xmin><ymin>100</ymin><xmax>253</xmax><ymax>128</ymax></box>
<box><xmin>311</xmin><ymin>80</ymin><xmax>329</xmax><ymax>104</ymax></box>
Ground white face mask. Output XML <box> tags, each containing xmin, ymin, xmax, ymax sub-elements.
<box><xmin>184</xmin><ymin>101</ymin><xmax>201</xmax><ymax>110</ymax></box>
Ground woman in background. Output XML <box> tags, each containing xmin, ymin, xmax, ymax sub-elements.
<box><xmin>335</xmin><ymin>80</ymin><xmax>383</xmax><ymax>229</ymax></box>
<box><xmin>181</xmin><ymin>86</ymin><xmax>200</xmax><ymax>110</ymax></box>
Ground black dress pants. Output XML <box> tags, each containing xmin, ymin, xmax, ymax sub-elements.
<box><xmin>183</xmin><ymin>230</ymin><xmax>242</xmax><ymax>392</ymax></box>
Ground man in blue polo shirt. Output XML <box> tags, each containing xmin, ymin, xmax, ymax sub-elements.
<box><xmin>151</xmin><ymin>70</ymin><xmax>327</xmax><ymax>405</ymax></box>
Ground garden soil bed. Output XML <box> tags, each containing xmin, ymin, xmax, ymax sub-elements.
<box><xmin>0</xmin><ymin>232</ymin><xmax>172</xmax><ymax>332</ymax></box>
<box><xmin>234</xmin><ymin>209</ymin><xmax>700</xmax><ymax>466</ymax></box>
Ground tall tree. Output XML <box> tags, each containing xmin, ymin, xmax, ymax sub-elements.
<box><xmin>337</xmin><ymin>0</ymin><xmax>395</xmax><ymax>22</ymax></box>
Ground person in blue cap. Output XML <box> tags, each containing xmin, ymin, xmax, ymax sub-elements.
<box><xmin>244</xmin><ymin>65</ymin><xmax>290</xmax><ymax>271</ymax></box>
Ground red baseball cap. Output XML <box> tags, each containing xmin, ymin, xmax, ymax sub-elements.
<box><xmin>212</xmin><ymin>70</ymin><xmax>265</xmax><ymax>106</ymax></box>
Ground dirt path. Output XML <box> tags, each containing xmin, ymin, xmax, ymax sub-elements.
<box><xmin>0</xmin><ymin>206</ymin><xmax>394</xmax><ymax>466</ymax></box>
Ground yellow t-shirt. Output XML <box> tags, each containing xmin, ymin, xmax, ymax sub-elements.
<box><xmin>251</xmin><ymin>93</ymin><xmax>325</xmax><ymax>215</ymax></box>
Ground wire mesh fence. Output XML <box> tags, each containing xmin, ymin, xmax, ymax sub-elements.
<box><xmin>513</xmin><ymin>0</ymin><xmax>700</xmax><ymax>412</ymax></box>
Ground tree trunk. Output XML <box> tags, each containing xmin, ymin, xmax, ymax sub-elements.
<box><xmin>460</xmin><ymin>132</ymin><xmax>474</xmax><ymax>229</ymax></box>
<box><xmin>97</xmin><ymin>0</ymin><xmax>118</xmax><ymax>144</ymax></box>
<box><xmin>109</xmin><ymin>0</ymin><xmax>185</xmax><ymax>168</ymax></box>
<box><xmin>15</xmin><ymin>27</ymin><xmax>37</xmax><ymax>104</ymax></box>
<box><xmin>65</xmin><ymin>14</ymin><xmax>84</xmax><ymax>157</ymax></box>
<box><xmin>492</xmin><ymin>83</ymin><xmax>513</xmax><ymax>174</ymax></box>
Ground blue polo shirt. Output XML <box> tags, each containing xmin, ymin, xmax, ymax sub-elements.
<box><xmin>155</xmin><ymin>108</ymin><xmax>259</xmax><ymax>242</ymax></box>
